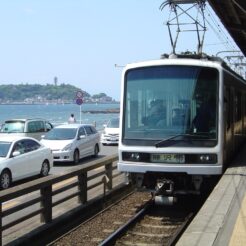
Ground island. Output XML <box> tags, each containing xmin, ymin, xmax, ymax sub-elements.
<box><xmin>0</xmin><ymin>84</ymin><xmax>118</xmax><ymax>104</ymax></box>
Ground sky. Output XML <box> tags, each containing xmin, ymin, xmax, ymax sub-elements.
<box><xmin>0</xmin><ymin>0</ymin><xmax>242</xmax><ymax>100</ymax></box>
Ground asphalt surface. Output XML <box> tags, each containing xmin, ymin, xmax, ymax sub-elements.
<box><xmin>7</xmin><ymin>144</ymin><xmax>118</xmax><ymax>188</ymax></box>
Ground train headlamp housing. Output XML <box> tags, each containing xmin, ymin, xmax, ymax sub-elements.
<box><xmin>122</xmin><ymin>152</ymin><xmax>217</xmax><ymax>164</ymax></box>
<box><xmin>197</xmin><ymin>154</ymin><xmax>217</xmax><ymax>163</ymax></box>
<box><xmin>122</xmin><ymin>152</ymin><xmax>150</xmax><ymax>162</ymax></box>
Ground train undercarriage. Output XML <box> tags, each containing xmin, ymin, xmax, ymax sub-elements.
<box><xmin>127</xmin><ymin>172</ymin><xmax>219</xmax><ymax>205</ymax></box>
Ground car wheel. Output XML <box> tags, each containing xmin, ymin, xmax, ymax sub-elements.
<box><xmin>40</xmin><ymin>160</ymin><xmax>50</xmax><ymax>177</ymax></box>
<box><xmin>94</xmin><ymin>144</ymin><xmax>99</xmax><ymax>157</ymax></box>
<box><xmin>73</xmin><ymin>149</ymin><xmax>80</xmax><ymax>164</ymax></box>
<box><xmin>0</xmin><ymin>170</ymin><xmax>12</xmax><ymax>189</ymax></box>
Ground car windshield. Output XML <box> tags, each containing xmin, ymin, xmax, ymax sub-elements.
<box><xmin>123</xmin><ymin>65</ymin><xmax>218</xmax><ymax>147</ymax></box>
<box><xmin>44</xmin><ymin>128</ymin><xmax>77</xmax><ymax>140</ymax></box>
<box><xmin>1</xmin><ymin>121</ymin><xmax>25</xmax><ymax>133</ymax></box>
<box><xmin>0</xmin><ymin>141</ymin><xmax>11</xmax><ymax>157</ymax></box>
<box><xmin>108</xmin><ymin>118</ymin><xmax>119</xmax><ymax>128</ymax></box>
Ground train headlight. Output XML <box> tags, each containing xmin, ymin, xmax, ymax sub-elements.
<box><xmin>122</xmin><ymin>152</ymin><xmax>150</xmax><ymax>162</ymax></box>
<box><xmin>131</xmin><ymin>153</ymin><xmax>140</xmax><ymax>161</ymax></box>
<box><xmin>198</xmin><ymin>154</ymin><xmax>217</xmax><ymax>163</ymax></box>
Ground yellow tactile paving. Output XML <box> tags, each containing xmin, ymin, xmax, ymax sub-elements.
<box><xmin>229</xmin><ymin>195</ymin><xmax>246</xmax><ymax>246</ymax></box>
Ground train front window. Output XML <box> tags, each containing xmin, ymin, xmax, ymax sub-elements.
<box><xmin>123</xmin><ymin>65</ymin><xmax>218</xmax><ymax>147</ymax></box>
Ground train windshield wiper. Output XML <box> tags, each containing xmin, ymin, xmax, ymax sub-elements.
<box><xmin>155</xmin><ymin>133</ymin><xmax>210</xmax><ymax>147</ymax></box>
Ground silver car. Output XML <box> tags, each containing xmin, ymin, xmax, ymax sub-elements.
<box><xmin>40</xmin><ymin>124</ymin><xmax>100</xmax><ymax>164</ymax></box>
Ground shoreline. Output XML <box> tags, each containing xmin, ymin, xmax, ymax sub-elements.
<box><xmin>82</xmin><ymin>109</ymin><xmax>120</xmax><ymax>114</ymax></box>
<box><xmin>0</xmin><ymin>102</ymin><xmax>120</xmax><ymax>106</ymax></box>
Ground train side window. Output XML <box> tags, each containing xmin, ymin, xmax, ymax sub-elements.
<box><xmin>225</xmin><ymin>88</ymin><xmax>231</xmax><ymax>130</ymax></box>
<box><xmin>235</xmin><ymin>91</ymin><xmax>242</xmax><ymax>122</ymax></box>
<box><xmin>244</xmin><ymin>93</ymin><xmax>246</xmax><ymax>118</ymax></box>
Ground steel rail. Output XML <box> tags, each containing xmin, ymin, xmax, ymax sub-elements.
<box><xmin>48</xmin><ymin>189</ymin><xmax>135</xmax><ymax>245</ymax></box>
<box><xmin>167</xmin><ymin>212</ymin><xmax>194</xmax><ymax>246</ymax></box>
<box><xmin>99</xmin><ymin>199</ymin><xmax>153</xmax><ymax>246</ymax></box>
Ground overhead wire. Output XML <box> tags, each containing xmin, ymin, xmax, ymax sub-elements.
<box><xmin>159</xmin><ymin>1</ymin><xmax>244</xmax><ymax>59</ymax></box>
<box><xmin>160</xmin><ymin>1</ymin><xmax>245</xmax><ymax>77</ymax></box>
<box><xmin>204</xmin><ymin>4</ymin><xmax>245</xmax><ymax>77</ymax></box>
<box><xmin>205</xmin><ymin>5</ymin><xmax>238</xmax><ymax>52</ymax></box>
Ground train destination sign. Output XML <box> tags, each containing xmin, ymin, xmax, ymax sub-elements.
<box><xmin>151</xmin><ymin>154</ymin><xmax>185</xmax><ymax>163</ymax></box>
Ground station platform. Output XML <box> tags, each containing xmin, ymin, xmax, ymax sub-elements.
<box><xmin>177</xmin><ymin>144</ymin><xmax>246</xmax><ymax>246</ymax></box>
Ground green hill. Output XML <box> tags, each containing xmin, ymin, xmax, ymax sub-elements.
<box><xmin>0</xmin><ymin>84</ymin><xmax>90</xmax><ymax>101</ymax></box>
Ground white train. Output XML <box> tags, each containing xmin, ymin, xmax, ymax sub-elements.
<box><xmin>118</xmin><ymin>54</ymin><xmax>246</xmax><ymax>198</ymax></box>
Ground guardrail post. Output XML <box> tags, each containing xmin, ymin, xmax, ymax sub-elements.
<box><xmin>78</xmin><ymin>171</ymin><xmax>87</xmax><ymax>204</ymax></box>
<box><xmin>105</xmin><ymin>162</ymin><xmax>113</xmax><ymax>190</ymax></box>
<box><xmin>40</xmin><ymin>185</ymin><xmax>52</xmax><ymax>223</ymax></box>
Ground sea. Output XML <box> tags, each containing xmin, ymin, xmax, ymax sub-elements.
<box><xmin>0</xmin><ymin>103</ymin><xmax>120</xmax><ymax>130</ymax></box>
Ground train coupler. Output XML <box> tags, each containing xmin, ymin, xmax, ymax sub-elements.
<box><xmin>155</xmin><ymin>179</ymin><xmax>174</xmax><ymax>195</ymax></box>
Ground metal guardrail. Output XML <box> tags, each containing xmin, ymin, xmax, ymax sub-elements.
<box><xmin>0</xmin><ymin>154</ymin><xmax>120</xmax><ymax>246</ymax></box>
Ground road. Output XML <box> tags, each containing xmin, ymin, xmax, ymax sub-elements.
<box><xmin>8</xmin><ymin>144</ymin><xmax>118</xmax><ymax>188</ymax></box>
<box><xmin>2</xmin><ymin>144</ymin><xmax>120</xmax><ymax>245</ymax></box>
<box><xmin>50</xmin><ymin>144</ymin><xmax>118</xmax><ymax>175</ymax></box>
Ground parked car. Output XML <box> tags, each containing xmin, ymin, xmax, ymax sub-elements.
<box><xmin>101</xmin><ymin>117</ymin><xmax>120</xmax><ymax>145</ymax></box>
<box><xmin>40</xmin><ymin>124</ymin><xmax>100</xmax><ymax>164</ymax></box>
<box><xmin>0</xmin><ymin>136</ymin><xmax>53</xmax><ymax>189</ymax></box>
<box><xmin>0</xmin><ymin>118</ymin><xmax>53</xmax><ymax>140</ymax></box>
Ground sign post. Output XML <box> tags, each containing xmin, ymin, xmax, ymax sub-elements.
<box><xmin>75</xmin><ymin>91</ymin><xmax>83</xmax><ymax>123</ymax></box>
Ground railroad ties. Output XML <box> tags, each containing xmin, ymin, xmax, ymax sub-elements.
<box><xmin>51</xmin><ymin>192</ymin><xmax>198</xmax><ymax>246</ymax></box>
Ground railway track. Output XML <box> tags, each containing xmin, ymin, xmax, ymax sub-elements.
<box><xmin>100</xmin><ymin>199</ymin><xmax>194</xmax><ymax>246</ymax></box>
<box><xmin>50</xmin><ymin>192</ymin><xmax>199</xmax><ymax>246</ymax></box>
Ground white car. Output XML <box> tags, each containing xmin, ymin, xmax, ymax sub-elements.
<box><xmin>0</xmin><ymin>136</ymin><xmax>53</xmax><ymax>189</ymax></box>
<box><xmin>101</xmin><ymin>117</ymin><xmax>120</xmax><ymax>145</ymax></box>
<box><xmin>40</xmin><ymin>124</ymin><xmax>100</xmax><ymax>164</ymax></box>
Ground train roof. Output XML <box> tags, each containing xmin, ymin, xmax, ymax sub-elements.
<box><xmin>161</xmin><ymin>53</ymin><xmax>225</xmax><ymax>62</ymax></box>
<box><xmin>124</xmin><ymin>53</ymin><xmax>245</xmax><ymax>81</ymax></box>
